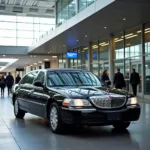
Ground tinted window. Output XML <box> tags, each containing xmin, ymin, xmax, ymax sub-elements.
<box><xmin>47</xmin><ymin>71</ymin><xmax>102</xmax><ymax>87</ymax></box>
<box><xmin>35</xmin><ymin>71</ymin><xmax>45</xmax><ymax>84</ymax></box>
<box><xmin>20</xmin><ymin>71</ymin><xmax>38</xmax><ymax>85</ymax></box>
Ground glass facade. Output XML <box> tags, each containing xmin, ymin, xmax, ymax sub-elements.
<box><xmin>58</xmin><ymin>22</ymin><xmax>150</xmax><ymax>98</ymax></box>
<box><xmin>56</xmin><ymin>0</ymin><xmax>95</xmax><ymax>26</ymax></box>
<box><xmin>0</xmin><ymin>15</ymin><xmax>55</xmax><ymax>46</ymax></box>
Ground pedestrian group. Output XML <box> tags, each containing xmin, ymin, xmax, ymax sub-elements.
<box><xmin>0</xmin><ymin>73</ymin><xmax>21</xmax><ymax>96</ymax></box>
<box><xmin>101</xmin><ymin>68</ymin><xmax>140</xmax><ymax>96</ymax></box>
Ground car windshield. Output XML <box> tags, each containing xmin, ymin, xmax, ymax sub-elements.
<box><xmin>47</xmin><ymin>71</ymin><xmax>102</xmax><ymax>87</ymax></box>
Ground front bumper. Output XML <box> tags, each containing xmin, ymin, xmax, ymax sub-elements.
<box><xmin>60</xmin><ymin>105</ymin><xmax>140</xmax><ymax>125</ymax></box>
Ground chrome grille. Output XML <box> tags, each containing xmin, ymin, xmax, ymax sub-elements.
<box><xmin>90</xmin><ymin>95</ymin><xmax>126</xmax><ymax>109</ymax></box>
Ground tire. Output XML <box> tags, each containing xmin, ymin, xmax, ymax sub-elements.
<box><xmin>14</xmin><ymin>98</ymin><xmax>25</xmax><ymax>119</ymax></box>
<box><xmin>49</xmin><ymin>102</ymin><xmax>64</xmax><ymax>133</ymax></box>
<box><xmin>112</xmin><ymin>122</ymin><xmax>130</xmax><ymax>130</ymax></box>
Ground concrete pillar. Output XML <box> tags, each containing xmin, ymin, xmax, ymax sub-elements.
<box><xmin>88</xmin><ymin>42</ymin><xmax>92</xmax><ymax>71</ymax></box>
<box><xmin>109</xmin><ymin>35</ymin><xmax>115</xmax><ymax>85</ymax></box>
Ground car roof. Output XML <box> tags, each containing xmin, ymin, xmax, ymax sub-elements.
<box><xmin>34</xmin><ymin>68</ymin><xmax>89</xmax><ymax>72</ymax></box>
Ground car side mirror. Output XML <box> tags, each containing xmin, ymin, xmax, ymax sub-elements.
<box><xmin>33</xmin><ymin>81</ymin><xmax>44</xmax><ymax>88</ymax></box>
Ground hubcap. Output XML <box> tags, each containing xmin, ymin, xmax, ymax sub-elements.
<box><xmin>50</xmin><ymin>107</ymin><xmax>58</xmax><ymax>130</ymax></box>
<box><xmin>14</xmin><ymin>100</ymin><xmax>19</xmax><ymax>115</ymax></box>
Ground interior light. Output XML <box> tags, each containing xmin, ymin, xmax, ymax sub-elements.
<box><xmin>44</xmin><ymin>59</ymin><xmax>49</xmax><ymax>61</ymax></box>
<box><xmin>101</xmin><ymin>43</ymin><xmax>109</xmax><ymax>46</ymax></box>
<box><xmin>125</xmin><ymin>34</ymin><xmax>138</xmax><ymax>39</ymax></box>
<box><xmin>3</xmin><ymin>55</ymin><xmax>6</xmax><ymax>57</ymax></box>
<box><xmin>85</xmin><ymin>35</ymin><xmax>88</xmax><ymax>37</ymax></box>
<box><xmin>145</xmin><ymin>30</ymin><xmax>150</xmax><ymax>34</ymax></box>
<box><xmin>123</xmin><ymin>18</ymin><xmax>126</xmax><ymax>21</ymax></box>
<box><xmin>63</xmin><ymin>45</ymin><xmax>65</xmax><ymax>47</ymax></box>
<box><xmin>76</xmin><ymin>40</ymin><xmax>79</xmax><ymax>42</ymax></box>
<box><xmin>33</xmin><ymin>63</ymin><xmax>37</xmax><ymax>65</ymax></box>
<box><xmin>83</xmin><ymin>47</ymin><xmax>88</xmax><ymax>50</ymax></box>
<box><xmin>99</xmin><ymin>42</ymin><xmax>106</xmax><ymax>45</ymax></box>
<box><xmin>38</xmin><ymin>61</ymin><xmax>42</xmax><ymax>63</ymax></box>
<box><xmin>137</xmin><ymin>30</ymin><xmax>141</xmax><ymax>33</ymax></box>
<box><xmin>115</xmin><ymin>39</ymin><xmax>123</xmax><ymax>42</ymax></box>
<box><xmin>52</xmin><ymin>56</ymin><xmax>57</xmax><ymax>58</ymax></box>
<box><xmin>121</xmin><ymin>33</ymin><xmax>133</xmax><ymax>38</ymax></box>
<box><xmin>145</xmin><ymin>28</ymin><xmax>150</xmax><ymax>31</ymax></box>
<box><xmin>104</xmin><ymin>27</ymin><xmax>107</xmax><ymax>29</ymax></box>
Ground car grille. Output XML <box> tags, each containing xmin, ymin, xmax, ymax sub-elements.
<box><xmin>90</xmin><ymin>95</ymin><xmax>126</xmax><ymax>109</ymax></box>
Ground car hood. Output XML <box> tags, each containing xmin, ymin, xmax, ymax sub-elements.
<box><xmin>51</xmin><ymin>86</ymin><xmax>128</xmax><ymax>99</ymax></box>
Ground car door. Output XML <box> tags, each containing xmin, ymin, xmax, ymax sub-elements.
<box><xmin>29</xmin><ymin>71</ymin><xmax>49</xmax><ymax>117</ymax></box>
<box><xmin>17</xmin><ymin>71</ymin><xmax>39</xmax><ymax>112</ymax></box>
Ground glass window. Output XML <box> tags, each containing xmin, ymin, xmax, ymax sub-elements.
<box><xmin>34</xmin><ymin>24</ymin><xmax>40</xmax><ymax>31</ymax></box>
<box><xmin>0</xmin><ymin>15</ymin><xmax>16</xmax><ymax>22</ymax></box>
<box><xmin>99</xmin><ymin>39</ymin><xmax>109</xmax><ymax>61</ymax></box>
<box><xmin>56</xmin><ymin>0</ymin><xmax>62</xmax><ymax>11</ymax></box>
<box><xmin>40</xmin><ymin>18</ymin><xmax>55</xmax><ymax>24</ymax></box>
<box><xmin>81</xmin><ymin>46</ymin><xmax>88</xmax><ymax>70</ymax></box>
<box><xmin>145</xmin><ymin>23</ymin><xmax>150</xmax><ymax>54</ymax></box>
<box><xmin>61</xmin><ymin>4</ymin><xmax>68</xmax><ymax>23</ymax></box>
<box><xmin>125</xmin><ymin>27</ymin><xmax>141</xmax><ymax>58</ymax></box>
<box><xmin>0</xmin><ymin>30</ymin><xmax>16</xmax><ymax>37</ymax></box>
<box><xmin>40</xmin><ymin>24</ymin><xmax>52</xmax><ymax>31</ymax></box>
<box><xmin>79</xmin><ymin>0</ymin><xmax>87</xmax><ymax>12</ymax></box>
<box><xmin>62</xmin><ymin>0</ymin><xmax>68</xmax><ymax>7</ymax></box>
<box><xmin>17</xmin><ymin>16</ymin><xmax>33</xmax><ymax>23</ymax></box>
<box><xmin>17</xmin><ymin>38</ymin><xmax>33</xmax><ymax>46</ymax></box>
<box><xmin>0</xmin><ymin>37</ymin><xmax>16</xmax><ymax>46</ymax></box>
<box><xmin>17</xmin><ymin>31</ymin><xmax>33</xmax><ymax>38</ymax></box>
<box><xmin>25</xmin><ymin>71</ymin><xmax>38</xmax><ymax>84</ymax></box>
<box><xmin>68</xmin><ymin>0</ymin><xmax>76</xmax><ymax>19</ymax></box>
<box><xmin>145</xmin><ymin>55</ymin><xmax>150</xmax><ymax>94</ymax></box>
<box><xmin>114</xmin><ymin>32</ymin><xmax>124</xmax><ymax>59</ymax></box>
<box><xmin>91</xmin><ymin>42</ymin><xmax>98</xmax><ymax>76</ymax></box>
<box><xmin>56</xmin><ymin>11</ymin><xmax>62</xmax><ymax>26</ymax></box>
<box><xmin>34</xmin><ymin>31</ymin><xmax>40</xmax><ymax>39</ymax></box>
<box><xmin>0</xmin><ymin>22</ymin><xmax>16</xmax><ymax>30</ymax></box>
<box><xmin>87</xmin><ymin>0</ymin><xmax>95</xmax><ymax>6</ymax></box>
<box><xmin>35</xmin><ymin>72</ymin><xmax>45</xmax><ymax>84</ymax></box>
<box><xmin>34</xmin><ymin>17</ymin><xmax>40</xmax><ymax>23</ymax></box>
<box><xmin>47</xmin><ymin>71</ymin><xmax>102</xmax><ymax>86</ymax></box>
<box><xmin>17</xmin><ymin>23</ymin><xmax>33</xmax><ymax>30</ymax></box>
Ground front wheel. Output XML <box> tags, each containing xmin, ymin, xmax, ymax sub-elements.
<box><xmin>49</xmin><ymin>103</ymin><xmax>65</xmax><ymax>133</ymax></box>
<box><xmin>112</xmin><ymin>122</ymin><xmax>130</xmax><ymax>130</ymax></box>
<box><xmin>14</xmin><ymin>99</ymin><xmax>25</xmax><ymax>119</ymax></box>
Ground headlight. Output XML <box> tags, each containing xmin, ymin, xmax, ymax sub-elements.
<box><xmin>127</xmin><ymin>97</ymin><xmax>137</xmax><ymax>105</ymax></box>
<box><xmin>62</xmin><ymin>98</ymin><xmax>92</xmax><ymax>107</ymax></box>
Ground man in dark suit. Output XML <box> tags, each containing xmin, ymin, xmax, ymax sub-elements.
<box><xmin>113</xmin><ymin>68</ymin><xmax>125</xmax><ymax>89</ymax></box>
<box><xmin>130</xmin><ymin>69</ymin><xmax>140</xmax><ymax>96</ymax></box>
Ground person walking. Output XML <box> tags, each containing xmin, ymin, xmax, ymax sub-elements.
<box><xmin>130</xmin><ymin>69</ymin><xmax>140</xmax><ymax>96</ymax></box>
<box><xmin>113</xmin><ymin>68</ymin><xmax>126</xmax><ymax>89</ymax></box>
<box><xmin>0</xmin><ymin>75</ymin><xmax>6</xmax><ymax>96</ymax></box>
<box><xmin>15</xmin><ymin>74</ymin><xmax>21</xmax><ymax>84</ymax></box>
<box><xmin>101</xmin><ymin>70</ymin><xmax>111</xmax><ymax>86</ymax></box>
<box><xmin>6</xmin><ymin>72</ymin><xmax>14</xmax><ymax>95</ymax></box>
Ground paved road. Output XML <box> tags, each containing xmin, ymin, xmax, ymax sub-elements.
<box><xmin>0</xmin><ymin>95</ymin><xmax>149</xmax><ymax>150</ymax></box>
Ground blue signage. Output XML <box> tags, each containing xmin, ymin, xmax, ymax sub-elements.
<box><xmin>66</xmin><ymin>52</ymin><xmax>78</xmax><ymax>59</ymax></box>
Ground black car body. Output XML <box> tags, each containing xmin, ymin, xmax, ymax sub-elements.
<box><xmin>12</xmin><ymin>69</ymin><xmax>140</xmax><ymax>133</ymax></box>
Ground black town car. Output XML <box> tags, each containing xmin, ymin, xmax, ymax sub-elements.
<box><xmin>12</xmin><ymin>69</ymin><xmax>140</xmax><ymax>133</ymax></box>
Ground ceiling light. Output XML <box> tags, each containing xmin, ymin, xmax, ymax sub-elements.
<box><xmin>85</xmin><ymin>35</ymin><xmax>87</xmax><ymax>37</ymax></box>
<box><xmin>104</xmin><ymin>27</ymin><xmax>107</xmax><ymax>29</ymax></box>
<box><xmin>123</xmin><ymin>18</ymin><xmax>126</xmax><ymax>21</ymax></box>
<box><xmin>83</xmin><ymin>47</ymin><xmax>88</xmax><ymax>50</ymax></box>
<box><xmin>63</xmin><ymin>45</ymin><xmax>65</xmax><ymax>47</ymax></box>
<box><xmin>115</xmin><ymin>39</ymin><xmax>123</xmax><ymax>42</ymax></box>
<box><xmin>101</xmin><ymin>43</ymin><xmax>109</xmax><ymax>46</ymax></box>
<box><xmin>33</xmin><ymin>63</ymin><xmax>37</xmax><ymax>65</ymax></box>
<box><xmin>126</xmin><ymin>43</ymin><xmax>131</xmax><ymax>46</ymax></box>
<box><xmin>121</xmin><ymin>33</ymin><xmax>134</xmax><ymax>38</ymax></box>
<box><xmin>145</xmin><ymin>28</ymin><xmax>150</xmax><ymax>31</ymax></box>
<box><xmin>44</xmin><ymin>59</ymin><xmax>49</xmax><ymax>61</ymax></box>
<box><xmin>126</xmin><ymin>34</ymin><xmax>138</xmax><ymax>39</ymax></box>
<box><xmin>76</xmin><ymin>40</ymin><xmax>79</xmax><ymax>42</ymax></box>
<box><xmin>30</xmin><ymin>65</ymin><xmax>33</xmax><ymax>67</ymax></box>
<box><xmin>137</xmin><ymin>30</ymin><xmax>141</xmax><ymax>33</ymax></box>
<box><xmin>52</xmin><ymin>56</ymin><xmax>57</xmax><ymax>58</ymax></box>
<box><xmin>38</xmin><ymin>61</ymin><xmax>42</xmax><ymax>63</ymax></box>
<box><xmin>145</xmin><ymin>30</ymin><xmax>150</xmax><ymax>34</ymax></box>
<box><xmin>3</xmin><ymin>55</ymin><xmax>5</xmax><ymax>57</ymax></box>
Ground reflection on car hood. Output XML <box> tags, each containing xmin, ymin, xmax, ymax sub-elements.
<box><xmin>51</xmin><ymin>86</ymin><xmax>128</xmax><ymax>99</ymax></box>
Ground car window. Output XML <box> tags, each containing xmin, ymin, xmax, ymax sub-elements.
<box><xmin>20</xmin><ymin>71</ymin><xmax>39</xmax><ymax>85</ymax></box>
<box><xmin>47</xmin><ymin>71</ymin><xmax>102</xmax><ymax>87</ymax></box>
<box><xmin>34</xmin><ymin>71</ymin><xmax>45</xmax><ymax>84</ymax></box>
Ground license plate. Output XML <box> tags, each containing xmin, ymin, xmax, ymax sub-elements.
<box><xmin>107</xmin><ymin>113</ymin><xmax>120</xmax><ymax>121</ymax></box>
